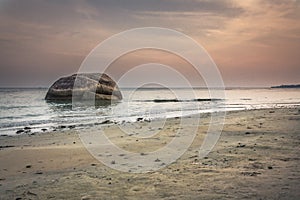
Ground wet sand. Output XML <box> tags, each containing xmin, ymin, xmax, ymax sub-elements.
<box><xmin>0</xmin><ymin>108</ymin><xmax>299</xmax><ymax>199</ymax></box>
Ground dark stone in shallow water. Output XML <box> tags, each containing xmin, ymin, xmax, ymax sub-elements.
<box><xmin>45</xmin><ymin>73</ymin><xmax>122</xmax><ymax>101</ymax></box>
<box><xmin>68</xmin><ymin>125</ymin><xmax>75</xmax><ymax>129</ymax></box>
<box><xmin>152</xmin><ymin>98</ymin><xmax>222</xmax><ymax>103</ymax></box>
<box><xmin>137</xmin><ymin>117</ymin><xmax>143</xmax><ymax>121</ymax></box>
<box><xmin>16</xmin><ymin>129</ymin><xmax>24</xmax><ymax>134</ymax></box>
<box><xmin>0</xmin><ymin>145</ymin><xmax>15</xmax><ymax>149</ymax></box>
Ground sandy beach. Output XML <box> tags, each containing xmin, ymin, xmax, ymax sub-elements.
<box><xmin>0</xmin><ymin>107</ymin><xmax>299</xmax><ymax>199</ymax></box>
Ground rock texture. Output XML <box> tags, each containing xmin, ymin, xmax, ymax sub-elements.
<box><xmin>45</xmin><ymin>73</ymin><xmax>122</xmax><ymax>101</ymax></box>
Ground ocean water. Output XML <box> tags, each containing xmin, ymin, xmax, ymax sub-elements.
<box><xmin>0</xmin><ymin>88</ymin><xmax>299</xmax><ymax>135</ymax></box>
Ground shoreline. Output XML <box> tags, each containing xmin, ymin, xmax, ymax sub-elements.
<box><xmin>3</xmin><ymin>104</ymin><xmax>300</xmax><ymax>137</ymax></box>
<box><xmin>0</xmin><ymin>107</ymin><xmax>299</xmax><ymax>199</ymax></box>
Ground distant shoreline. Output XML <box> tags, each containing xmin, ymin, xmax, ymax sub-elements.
<box><xmin>1</xmin><ymin>86</ymin><xmax>299</xmax><ymax>90</ymax></box>
<box><xmin>0</xmin><ymin>86</ymin><xmax>273</xmax><ymax>90</ymax></box>
<box><xmin>271</xmin><ymin>84</ymin><xmax>300</xmax><ymax>89</ymax></box>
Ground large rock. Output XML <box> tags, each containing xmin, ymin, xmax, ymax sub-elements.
<box><xmin>45</xmin><ymin>73</ymin><xmax>122</xmax><ymax>101</ymax></box>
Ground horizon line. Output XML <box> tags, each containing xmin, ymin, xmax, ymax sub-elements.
<box><xmin>0</xmin><ymin>86</ymin><xmax>294</xmax><ymax>90</ymax></box>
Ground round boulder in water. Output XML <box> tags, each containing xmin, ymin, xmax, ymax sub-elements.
<box><xmin>45</xmin><ymin>73</ymin><xmax>122</xmax><ymax>101</ymax></box>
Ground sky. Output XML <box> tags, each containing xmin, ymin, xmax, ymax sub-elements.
<box><xmin>0</xmin><ymin>0</ymin><xmax>299</xmax><ymax>87</ymax></box>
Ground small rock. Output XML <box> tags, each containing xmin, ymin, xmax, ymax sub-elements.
<box><xmin>154</xmin><ymin>158</ymin><xmax>161</xmax><ymax>162</ymax></box>
<box><xmin>59</xmin><ymin>125</ymin><xmax>66</xmax><ymax>129</ymax></box>
<box><xmin>16</xmin><ymin>129</ymin><xmax>24</xmax><ymax>134</ymax></box>
<box><xmin>111</xmin><ymin>160</ymin><xmax>116</xmax><ymax>164</ymax></box>
<box><xmin>68</xmin><ymin>125</ymin><xmax>75</xmax><ymax>129</ymax></box>
<box><xmin>245</xmin><ymin>132</ymin><xmax>251</xmax><ymax>135</ymax></box>
<box><xmin>41</xmin><ymin>128</ymin><xmax>47</xmax><ymax>132</ymax></box>
<box><xmin>237</xmin><ymin>143</ymin><xmax>246</xmax><ymax>148</ymax></box>
<box><xmin>25</xmin><ymin>165</ymin><xmax>32</xmax><ymax>168</ymax></box>
<box><xmin>81</xmin><ymin>195</ymin><xmax>92</xmax><ymax>200</ymax></box>
<box><xmin>24</xmin><ymin>130</ymin><xmax>31</xmax><ymax>133</ymax></box>
<box><xmin>91</xmin><ymin>163</ymin><xmax>97</xmax><ymax>166</ymax></box>
<box><xmin>73</xmin><ymin>141</ymin><xmax>76</xmax><ymax>144</ymax></box>
<box><xmin>24</xmin><ymin>127</ymin><xmax>31</xmax><ymax>130</ymax></box>
<box><xmin>137</xmin><ymin>117</ymin><xmax>143</xmax><ymax>122</ymax></box>
<box><xmin>267</xmin><ymin>166</ymin><xmax>273</xmax><ymax>169</ymax></box>
<box><xmin>26</xmin><ymin>190</ymin><xmax>37</xmax><ymax>196</ymax></box>
<box><xmin>241</xmin><ymin>171</ymin><xmax>261</xmax><ymax>176</ymax></box>
<box><xmin>0</xmin><ymin>134</ymin><xmax>8</xmax><ymax>137</ymax></box>
<box><xmin>101</xmin><ymin>120</ymin><xmax>111</xmax><ymax>124</ymax></box>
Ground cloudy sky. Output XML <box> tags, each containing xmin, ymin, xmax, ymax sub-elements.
<box><xmin>0</xmin><ymin>0</ymin><xmax>299</xmax><ymax>87</ymax></box>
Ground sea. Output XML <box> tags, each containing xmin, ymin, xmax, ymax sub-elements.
<box><xmin>0</xmin><ymin>88</ymin><xmax>299</xmax><ymax>136</ymax></box>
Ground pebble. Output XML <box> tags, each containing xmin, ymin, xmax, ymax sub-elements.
<box><xmin>26</xmin><ymin>190</ymin><xmax>37</xmax><ymax>196</ymax></box>
<box><xmin>81</xmin><ymin>195</ymin><xmax>92</xmax><ymax>200</ymax></box>
<box><xmin>237</xmin><ymin>143</ymin><xmax>246</xmax><ymax>148</ymax></box>
<box><xmin>241</xmin><ymin>171</ymin><xmax>261</xmax><ymax>176</ymax></box>
<box><xmin>25</xmin><ymin>165</ymin><xmax>32</xmax><ymax>168</ymax></box>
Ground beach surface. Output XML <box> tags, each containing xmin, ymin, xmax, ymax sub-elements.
<box><xmin>0</xmin><ymin>108</ymin><xmax>299</xmax><ymax>199</ymax></box>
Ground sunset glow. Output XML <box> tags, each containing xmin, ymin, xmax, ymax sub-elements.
<box><xmin>0</xmin><ymin>0</ymin><xmax>299</xmax><ymax>87</ymax></box>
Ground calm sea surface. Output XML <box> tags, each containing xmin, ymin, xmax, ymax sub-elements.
<box><xmin>0</xmin><ymin>88</ymin><xmax>299</xmax><ymax>135</ymax></box>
